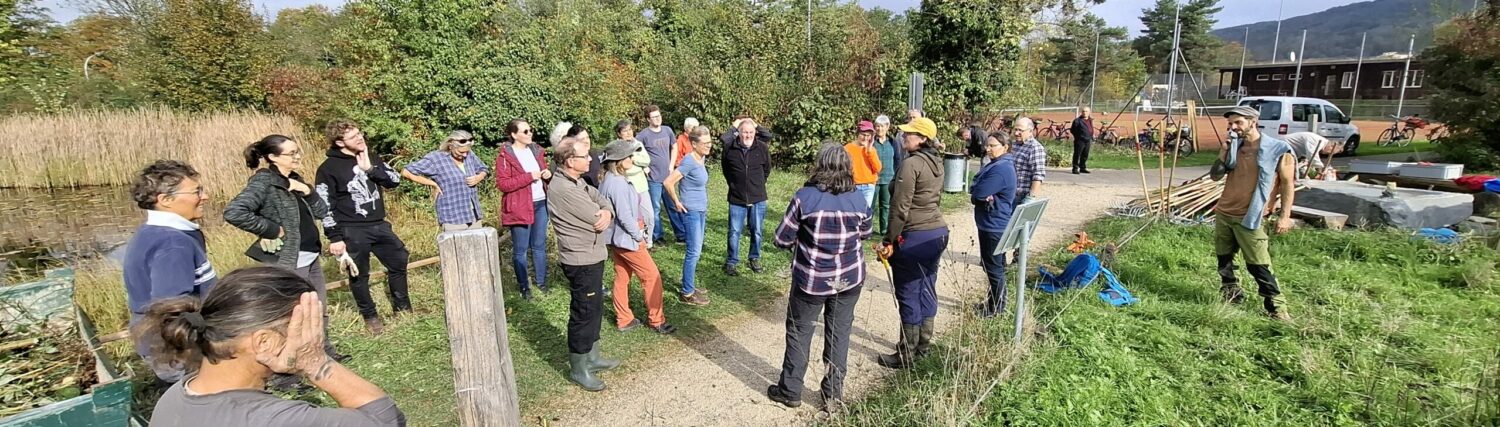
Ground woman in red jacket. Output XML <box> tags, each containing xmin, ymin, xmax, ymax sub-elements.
<box><xmin>496</xmin><ymin>119</ymin><xmax>553</xmax><ymax>300</ymax></box>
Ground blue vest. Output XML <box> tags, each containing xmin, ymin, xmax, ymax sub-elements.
<box><xmin>1224</xmin><ymin>134</ymin><xmax>1292</xmax><ymax>230</ymax></box>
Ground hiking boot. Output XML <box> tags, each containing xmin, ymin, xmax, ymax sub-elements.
<box><xmin>520</xmin><ymin>289</ymin><xmax>534</xmax><ymax>301</ymax></box>
<box><xmin>916</xmin><ymin>318</ymin><xmax>935</xmax><ymax>358</ymax></box>
<box><xmin>363</xmin><ymin>316</ymin><xmax>385</xmax><ymax>335</ymax></box>
<box><xmin>974</xmin><ymin>302</ymin><xmax>1004</xmax><ymax>319</ymax></box>
<box><xmin>568</xmin><ymin>353</ymin><xmax>605</xmax><ymax>391</ymax></box>
<box><xmin>724</xmin><ymin>264</ymin><xmax>739</xmax><ymax>277</ymax></box>
<box><xmin>1268</xmin><ymin>311</ymin><xmax>1291</xmax><ymax>321</ymax></box>
<box><xmin>648</xmin><ymin>322</ymin><xmax>677</xmax><ymax>335</ymax></box>
<box><xmin>617</xmin><ymin>319</ymin><xmax>641</xmax><ymax>332</ymax></box>
<box><xmin>1220</xmin><ymin>283</ymin><xmax>1245</xmax><ymax>304</ymax></box>
<box><xmin>680</xmin><ymin>291</ymin><xmax>711</xmax><ymax>306</ymax></box>
<box><xmin>586</xmin><ymin>347</ymin><xmax>620</xmax><ymax>372</ymax></box>
<box><xmin>877</xmin><ymin>324</ymin><xmax>921</xmax><ymax>369</ymax></box>
<box><xmin>749</xmin><ymin>259</ymin><xmax>764</xmax><ymax>273</ymax></box>
<box><xmin>1080</xmin><ymin>169</ymin><xmax>1091</xmax><ymax>174</ymax></box>
<box><xmin>767</xmin><ymin>385</ymin><xmax>802</xmax><ymax>408</ymax></box>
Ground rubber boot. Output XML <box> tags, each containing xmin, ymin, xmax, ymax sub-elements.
<box><xmin>587</xmin><ymin>346</ymin><xmax>620</xmax><ymax>372</ymax></box>
<box><xmin>876</xmin><ymin>324</ymin><xmax>921</xmax><ymax>369</ymax></box>
<box><xmin>916</xmin><ymin>318</ymin><xmax>935</xmax><ymax>358</ymax></box>
<box><xmin>568</xmin><ymin>353</ymin><xmax>605</xmax><ymax>391</ymax></box>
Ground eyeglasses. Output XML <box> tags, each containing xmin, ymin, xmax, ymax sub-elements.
<box><xmin>569</xmin><ymin>155</ymin><xmax>591</xmax><ymax>161</ymax></box>
<box><xmin>277</xmin><ymin>149</ymin><xmax>303</xmax><ymax>158</ymax></box>
<box><xmin>453</xmin><ymin>138</ymin><xmax>473</xmax><ymax>144</ymax></box>
<box><xmin>648</xmin><ymin>114</ymin><xmax>662</xmax><ymax>119</ymax></box>
<box><xmin>172</xmin><ymin>187</ymin><xmax>206</xmax><ymax>197</ymax></box>
<box><xmin>517</xmin><ymin>129</ymin><xmax>533</xmax><ymax>135</ymax></box>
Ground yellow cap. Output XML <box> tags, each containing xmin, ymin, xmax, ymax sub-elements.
<box><xmin>897</xmin><ymin>117</ymin><xmax>938</xmax><ymax>139</ymax></box>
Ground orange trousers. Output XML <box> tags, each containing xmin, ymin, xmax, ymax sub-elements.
<box><xmin>609</xmin><ymin>245</ymin><xmax>666</xmax><ymax>329</ymax></box>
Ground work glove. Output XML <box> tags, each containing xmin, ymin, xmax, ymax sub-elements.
<box><xmin>338</xmin><ymin>253</ymin><xmax>359</xmax><ymax>277</ymax></box>
<box><xmin>259</xmin><ymin>238</ymin><xmax>284</xmax><ymax>253</ymax></box>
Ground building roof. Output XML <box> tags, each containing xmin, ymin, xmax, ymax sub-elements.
<box><xmin>1217</xmin><ymin>56</ymin><xmax>1417</xmax><ymax>71</ymax></box>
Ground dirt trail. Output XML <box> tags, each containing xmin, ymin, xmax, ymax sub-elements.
<box><xmin>546</xmin><ymin>169</ymin><xmax>1148</xmax><ymax>426</ymax></box>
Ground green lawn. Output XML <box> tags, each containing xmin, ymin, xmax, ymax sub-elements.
<box><xmin>275</xmin><ymin>169</ymin><xmax>970</xmax><ymax>425</ymax></box>
<box><xmin>1040</xmin><ymin>139</ymin><xmax>1219</xmax><ymax>170</ymax></box>
<box><xmin>833</xmin><ymin>218</ymin><xmax>1500</xmax><ymax>426</ymax></box>
<box><xmin>1351</xmin><ymin>140</ymin><xmax>1436</xmax><ymax>159</ymax></box>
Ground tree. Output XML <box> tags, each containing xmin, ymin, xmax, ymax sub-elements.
<box><xmin>138</xmin><ymin>0</ymin><xmax>270</xmax><ymax>111</ymax></box>
<box><xmin>1426</xmin><ymin>1</ymin><xmax>1500</xmax><ymax>170</ymax></box>
<box><xmin>1</xmin><ymin>0</ymin><xmax>54</xmax><ymax>89</ymax></box>
<box><xmin>1040</xmin><ymin>12</ymin><xmax>1144</xmax><ymax>105</ymax></box>
<box><xmin>1132</xmin><ymin>0</ymin><xmax>1223</xmax><ymax>73</ymax></box>
<box><xmin>268</xmin><ymin>5</ymin><xmax>337</xmax><ymax>67</ymax></box>
<box><xmin>909</xmin><ymin>0</ymin><xmax>1036</xmax><ymax>121</ymax></box>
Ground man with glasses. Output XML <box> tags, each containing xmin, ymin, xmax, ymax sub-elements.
<box><xmin>638</xmin><ymin>105</ymin><xmax>686</xmax><ymax>244</ymax></box>
<box><xmin>1009</xmin><ymin>117</ymin><xmax>1046</xmax><ymax>207</ymax></box>
<box><xmin>402</xmin><ymin>130</ymin><xmax>489</xmax><ymax>231</ymax></box>
<box><xmin>547</xmin><ymin>135</ymin><xmax>621</xmax><ymax>391</ymax></box>
<box><xmin>315</xmin><ymin>119</ymin><xmax>410</xmax><ymax>335</ymax></box>
<box><xmin>123</xmin><ymin>160</ymin><xmax>217</xmax><ymax>382</ymax></box>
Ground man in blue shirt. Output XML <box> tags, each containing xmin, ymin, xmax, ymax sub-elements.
<box><xmin>123</xmin><ymin>160</ymin><xmax>218</xmax><ymax>382</ymax></box>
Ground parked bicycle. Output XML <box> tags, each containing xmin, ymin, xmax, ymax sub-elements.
<box><xmin>1377</xmin><ymin>114</ymin><xmax>1425</xmax><ymax>147</ymax></box>
<box><xmin>1096</xmin><ymin>120</ymin><xmax>1122</xmax><ymax>147</ymax></box>
<box><xmin>1039</xmin><ymin>119</ymin><xmax>1072</xmax><ymax>142</ymax></box>
<box><xmin>1426</xmin><ymin>123</ymin><xmax>1448</xmax><ymax>143</ymax></box>
<box><xmin>1137</xmin><ymin>119</ymin><xmax>1196</xmax><ymax>157</ymax></box>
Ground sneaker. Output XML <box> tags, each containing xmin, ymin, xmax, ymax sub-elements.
<box><xmin>724</xmin><ymin>264</ymin><xmax>739</xmax><ymax>277</ymax></box>
<box><xmin>617</xmin><ymin>319</ymin><xmax>641</xmax><ymax>332</ymax></box>
<box><xmin>767</xmin><ymin>385</ymin><xmax>802</xmax><ymax>408</ymax></box>
<box><xmin>680</xmin><ymin>292</ymin><xmax>711</xmax><ymax>306</ymax></box>
<box><xmin>648</xmin><ymin>322</ymin><xmax>677</xmax><ymax>335</ymax></box>
<box><xmin>1268</xmin><ymin>311</ymin><xmax>1291</xmax><ymax>321</ymax></box>
<box><xmin>1080</xmin><ymin>169</ymin><xmax>1091</xmax><ymax>174</ymax></box>
<box><xmin>520</xmin><ymin>289</ymin><xmax>534</xmax><ymax>301</ymax></box>
<box><xmin>1220</xmin><ymin>284</ymin><xmax>1245</xmax><ymax>304</ymax></box>
<box><xmin>749</xmin><ymin>259</ymin><xmax>764</xmax><ymax>273</ymax></box>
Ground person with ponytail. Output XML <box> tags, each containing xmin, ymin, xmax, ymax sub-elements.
<box><xmin>875</xmin><ymin>117</ymin><xmax>949</xmax><ymax>370</ymax></box>
<box><xmin>495</xmin><ymin>119</ymin><xmax>553</xmax><ymax>300</ymax></box>
<box><xmin>224</xmin><ymin>135</ymin><xmax>342</xmax><ymax>370</ymax></box>
<box><xmin>136</xmin><ymin>266</ymin><xmax>405</xmax><ymax>426</ymax></box>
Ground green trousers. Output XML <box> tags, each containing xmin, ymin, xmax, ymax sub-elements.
<box><xmin>874</xmin><ymin>182</ymin><xmax>892</xmax><ymax>234</ymax></box>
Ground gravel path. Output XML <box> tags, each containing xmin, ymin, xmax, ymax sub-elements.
<box><xmin>545</xmin><ymin>166</ymin><xmax>1171</xmax><ymax>426</ymax></box>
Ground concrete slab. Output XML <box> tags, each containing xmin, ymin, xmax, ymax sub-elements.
<box><xmin>1295</xmin><ymin>180</ymin><xmax>1474</xmax><ymax>229</ymax></box>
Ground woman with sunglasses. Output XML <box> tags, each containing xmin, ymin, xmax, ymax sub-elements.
<box><xmin>401</xmin><ymin>130</ymin><xmax>490</xmax><ymax>231</ymax></box>
<box><xmin>225</xmin><ymin>135</ymin><xmax>340</xmax><ymax>387</ymax></box>
<box><xmin>496</xmin><ymin>119</ymin><xmax>554</xmax><ymax>300</ymax></box>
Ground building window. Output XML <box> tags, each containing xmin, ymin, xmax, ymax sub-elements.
<box><xmin>1341</xmin><ymin>71</ymin><xmax>1355</xmax><ymax>89</ymax></box>
<box><xmin>1257</xmin><ymin>74</ymin><xmax>1270</xmax><ymax>81</ymax></box>
<box><xmin>1382</xmin><ymin>70</ymin><xmax>1397</xmax><ymax>88</ymax></box>
<box><xmin>1273</xmin><ymin>74</ymin><xmax>1284</xmax><ymax>81</ymax></box>
<box><xmin>1406</xmin><ymin>70</ymin><xmax>1424</xmax><ymax>88</ymax></box>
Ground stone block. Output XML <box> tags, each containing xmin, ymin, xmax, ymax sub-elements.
<box><xmin>1294</xmin><ymin>180</ymin><xmax>1474</xmax><ymax>229</ymax></box>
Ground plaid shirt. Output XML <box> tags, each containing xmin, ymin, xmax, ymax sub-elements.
<box><xmin>1012</xmin><ymin>138</ymin><xmax>1046</xmax><ymax>195</ymax></box>
<box><xmin>773</xmin><ymin>186</ymin><xmax>874</xmax><ymax>296</ymax></box>
<box><xmin>404</xmin><ymin>150</ymin><xmax>489</xmax><ymax>225</ymax></box>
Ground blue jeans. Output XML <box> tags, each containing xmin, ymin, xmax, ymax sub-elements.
<box><xmin>856</xmin><ymin>184</ymin><xmax>876</xmax><ymax>208</ymax></box>
<box><xmin>977</xmin><ymin>230</ymin><xmax>1008</xmax><ymax>311</ymax></box>
<box><xmin>509</xmin><ymin>200</ymin><xmax>549</xmax><ymax>293</ymax></box>
<box><xmin>726</xmin><ymin>201</ymin><xmax>767</xmax><ymax>267</ymax></box>
<box><xmin>648</xmin><ymin>181</ymin><xmax>687</xmax><ymax>242</ymax></box>
<box><xmin>681</xmin><ymin>210</ymin><xmax>707</xmax><ymax>295</ymax></box>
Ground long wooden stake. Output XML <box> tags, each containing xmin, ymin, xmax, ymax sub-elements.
<box><xmin>437</xmin><ymin>228</ymin><xmax>521</xmax><ymax>427</ymax></box>
<box><xmin>1133</xmin><ymin>117</ymin><xmax>1152</xmax><ymax>212</ymax></box>
<box><xmin>1169</xmin><ymin>100</ymin><xmax>1193</xmax><ymax>195</ymax></box>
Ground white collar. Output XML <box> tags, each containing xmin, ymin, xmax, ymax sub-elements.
<box><xmin>146</xmin><ymin>210</ymin><xmax>201</xmax><ymax>231</ymax></box>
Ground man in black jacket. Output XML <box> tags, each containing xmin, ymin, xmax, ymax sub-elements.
<box><xmin>315</xmin><ymin>119</ymin><xmax>410</xmax><ymax>335</ymax></box>
<box><xmin>961</xmin><ymin>123</ymin><xmax>989</xmax><ymax>165</ymax></box>
<box><xmin>719</xmin><ymin>117</ymin><xmax>773</xmax><ymax>276</ymax></box>
<box><xmin>1070</xmin><ymin>107</ymin><xmax>1094</xmax><ymax>174</ymax></box>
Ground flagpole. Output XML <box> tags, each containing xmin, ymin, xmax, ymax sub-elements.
<box><xmin>1292</xmin><ymin>29</ymin><xmax>1306</xmax><ymax>96</ymax></box>
<box><xmin>1270</xmin><ymin>0</ymin><xmax>1285</xmax><ymax>64</ymax></box>
<box><xmin>1349</xmin><ymin>32</ymin><xmax>1366</xmax><ymax>117</ymax></box>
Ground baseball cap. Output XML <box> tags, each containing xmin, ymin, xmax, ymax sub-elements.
<box><xmin>897</xmin><ymin>117</ymin><xmax>938</xmax><ymax>139</ymax></box>
<box><xmin>857</xmin><ymin>120</ymin><xmax>875</xmax><ymax>133</ymax></box>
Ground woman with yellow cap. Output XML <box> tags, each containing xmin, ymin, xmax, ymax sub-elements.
<box><xmin>875</xmin><ymin>117</ymin><xmax>949</xmax><ymax>369</ymax></box>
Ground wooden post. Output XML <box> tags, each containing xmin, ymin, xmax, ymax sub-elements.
<box><xmin>1132</xmin><ymin>117</ymin><xmax>1152</xmax><ymax>212</ymax></box>
<box><xmin>437</xmin><ymin>228</ymin><xmax>521</xmax><ymax>427</ymax></box>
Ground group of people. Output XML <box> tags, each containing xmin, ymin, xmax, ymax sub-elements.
<box><xmin>119</xmin><ymin>102</ymin><xmax>1298</xmax><ymax>423</ymax></box>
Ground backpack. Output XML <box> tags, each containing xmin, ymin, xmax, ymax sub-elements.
<box><xmin>1037</xmin><ymin>253</ymin><xmax>1139</xmax><ymax>307</ymax></box>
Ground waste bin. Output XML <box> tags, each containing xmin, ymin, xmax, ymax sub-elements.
<box><xmin>943</xmin><ymin>153</ymin><xmax>969</xmax><ymax>193</ymax></box>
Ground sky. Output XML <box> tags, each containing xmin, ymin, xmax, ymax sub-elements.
<box><xmin>38</xmin><ymin>0</ymin><xmax>1370</xmax><ymax>35</ymax></box>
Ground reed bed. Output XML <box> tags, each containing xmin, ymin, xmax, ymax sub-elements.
<box><xmin>0</xmin><ymin>109</ymin><xmax>319</xmax><ymax>193</ymax></box>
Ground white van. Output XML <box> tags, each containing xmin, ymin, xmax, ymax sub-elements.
<box><xmin>1237</xmin><ymin>96</ymin><xmax>1363</xmax><ymax>155</ymax></box>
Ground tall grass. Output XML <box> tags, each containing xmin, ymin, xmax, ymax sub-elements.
<box><xmin>0</xmin><ymin>109</ymin><xmax>318</xmax><ymax>192</ymax></box>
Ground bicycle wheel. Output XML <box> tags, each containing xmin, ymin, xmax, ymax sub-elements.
<box><xmin>1378</xmin><ymin>129</ymin><xmax>1396</xmax><ymax>146</ymax></box>
<box><xmin>1398</xmin><ymin>128</ymin><xmax>1414</xmax><ymax>147</ymax></box>
<box><xmin>1100</xmin><ymin>133</ymin><xmax>1118</xmax><ymax>147</ymax></box>
<box><xmin>1178</xmin><ymin>138</ymin><xmax>1197</xmax><ymax>157</ymax></box>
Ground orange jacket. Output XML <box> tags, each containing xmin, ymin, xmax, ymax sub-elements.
<box><xmin>845</xmin><ymin>141</ymin><xmax>882</xmax><ymax>185</ymax></box>
<box><xmin>674</xmin><ymin>133</ymin><xmax>693</xmax><ymax>166</ymax></box>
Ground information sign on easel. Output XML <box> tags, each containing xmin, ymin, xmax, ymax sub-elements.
<box><xmin>994</xmin><ymin>197</ymin><xmax>1049</xmax><ymax>344</ymax></box>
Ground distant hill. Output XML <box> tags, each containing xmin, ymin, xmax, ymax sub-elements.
<box><xmin>1211</xmin><ymin>0</ymin><xmax>1475</xmax><ymax>64</ymax></box>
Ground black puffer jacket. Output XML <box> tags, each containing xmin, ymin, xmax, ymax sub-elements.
<box><xmin>224</xmin><ymin>168</ymin><xmax>329</xmax><ymax>268</ymax></box>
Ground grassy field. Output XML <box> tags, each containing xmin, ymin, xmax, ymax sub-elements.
<box><xmin>1040</xmin><ymin>139</ymin><xmax>1218</xmax><ymax>170</ymax></box>
<box><xmin>832</xmin><ymin>218</ymin><xmax>1500</xmax><ymax>426</ymax></box>
<box><xmin>1352</xmin><ymin>140</ymin><xmax>1437</xmax><ymax>159</ymax></box>
<box><xmin>73</xmin><ymin>167</ymin><xmax>967</xmax><ymax>425</ymax></box>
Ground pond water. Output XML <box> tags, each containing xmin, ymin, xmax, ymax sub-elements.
<box><xmin>0</xmin><ymin>186</ymin><xmax>223</xmax><ymax>282</ymax></box>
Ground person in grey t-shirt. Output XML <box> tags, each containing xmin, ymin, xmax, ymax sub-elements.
<box><xmin>638</xmin><ymin>104</ymin><xmax>685</xmax><ymax>244</ymax></box>
<box><xmin>135</xmin><ymin>266</ymin><xmax>405</xmax><ymax>427</ymax></box>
